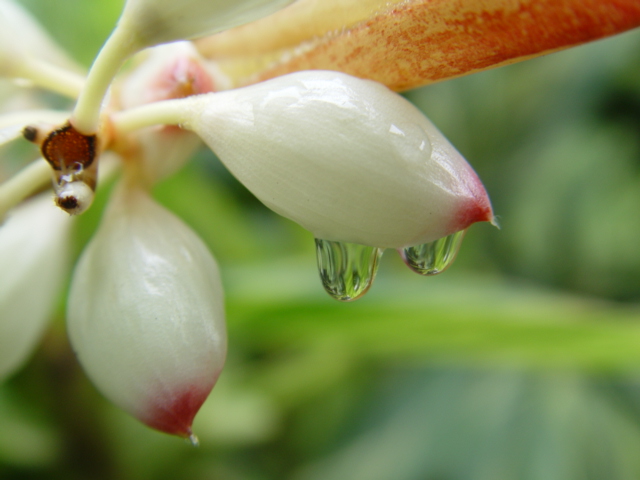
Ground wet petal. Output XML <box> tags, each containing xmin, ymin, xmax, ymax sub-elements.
<box><xmin>67</xmin><ymin>184</ymin><xmax>226</xmax><ymax>437</ymax></box>
<box><xmin>186</xmin><ymin>71</ymin><xmax>493</xmax><ymax>249</ymax></box>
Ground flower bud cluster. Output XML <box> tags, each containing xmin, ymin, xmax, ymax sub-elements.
<box><xmin>0</xmin><ymin>0</ymin><xmax>495</xmax><ymax>441</ymax></box>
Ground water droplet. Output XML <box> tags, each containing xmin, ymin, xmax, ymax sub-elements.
<box><xmin>54</xmin><ymin>180</ymin><xmax>95</xmax><ymax>215</ymax></box>
<box><xmin>315</xmin><ymin>239</ymin><xmax>383</xmax><ymax>301</ymax></box>
<box><xmin>400</xmin><ymin>230</ymin><xmax>466</xmax><ymax>275</ymax></box>
<box><xmin>187</xmin><ymin>433</ymin><xmax>199</xmax><ymax>447</ymax></box>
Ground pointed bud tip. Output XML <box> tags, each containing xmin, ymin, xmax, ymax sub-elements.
<box><xmin>141</xmin><ymin>384</ymin><xmax>212</xmax><ymax>438</ymax></box>
<box><xmin>448</xmin><ymin>196</ymin><xmax>494</xmax><ymax>234</ymax></box>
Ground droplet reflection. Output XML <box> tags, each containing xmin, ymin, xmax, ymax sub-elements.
<box><xmin>400</xmin><ymin>230</ymin><xmax>466</xmax><ymax>275</ymax></box>
<box><xmin>315</xmin><ymin>239</ymin><xmax>383</xmax><ymax>301</ymax></box>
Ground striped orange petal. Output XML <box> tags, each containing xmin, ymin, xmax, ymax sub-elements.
<box><xmin>196</xmin><ymin>0</ymin><xmax>640</xmax><ymax>91</ymax></box>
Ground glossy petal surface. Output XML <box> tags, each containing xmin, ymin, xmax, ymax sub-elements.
<box><xmin>188</xmin><ymin>71</ymin><xmax>493</xmax><ymax>248</ymax></box>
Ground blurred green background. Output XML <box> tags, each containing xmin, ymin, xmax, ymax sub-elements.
<box><xmin>3</xmin><ymin>1</ymin><xmax>640</xmax><ymax>479</ymax></box>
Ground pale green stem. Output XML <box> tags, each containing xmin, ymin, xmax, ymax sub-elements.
<box><xmin>14</xmin><ymin>58</ymin><xmax>85</xmax><ymax>99</ymax></box>
<box><xmin>0</xmin><ymin>159</ymin><xmax>51</xmax><ymax>220</ymax></box>
<box><xmin>110</xmin><ymin>97</ymin><xmax>196</xmax><ymax>135</ymax></box>
<box><xmin>0</xmin><ymin>110</ymin><xmax>69</xmax><ymax>130</ymax></box>
<box><xmin>0</xmin><ymin>125</ymin><xmax>21</xmax><ymax>145</ymax></box>
<box><xmin>71</xmin><ymin>26</ymin><xmax>138</xmax><ymax>135</ymax></box>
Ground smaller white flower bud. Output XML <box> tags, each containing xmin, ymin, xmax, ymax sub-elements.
<box><xmin>117</xmin><ymin>0</ymin><xmax>297</xmax><ymax>50</ymax></box>
<box><xmin>118</xmin><ymin>42</ymin><xmax>224</xmax><ymax>108</ymax></box>
<box><xmin>0</xmin><ymin>194</ymin><xmax>71</xmax><ymax>382</ymax></box>
<box><xmin>117</xmin><ymin>42</ymin><xmax>224</xmax><ymax>185</ymax></box>
<box><xmin>67</xmin><ymin>183</ymin><xmax>226</xmax><ymax>438</ymax></box>
<box><xmin>185</xmin><ymin>71</ymin><xmax>494</xmax><ymax>249</ymax></box>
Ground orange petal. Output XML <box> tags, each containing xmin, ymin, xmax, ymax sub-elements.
<box><xmin>197</xmin><ymin>0</ymin><xmax>640</xmax><ymax>91</ymax></box>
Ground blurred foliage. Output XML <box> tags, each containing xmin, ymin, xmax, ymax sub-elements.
<box><xmin>2</xmin><ymin>1</ymin><xmax>640</xmax><ymax>479</ymax></box>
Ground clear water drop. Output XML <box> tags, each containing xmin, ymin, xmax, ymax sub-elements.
<box><xmin>187</xmin><ymin>433</ymin><xmax>199</xmax><ymax>447</ymax></box>
<box><xmin>315</xmin><ymin>239</ymin><xmax>383</xmax><ymax>301</ymax></box>
<box><xmin>54</xmin><ymin>180</ymin><xmax>95</xmax><ymax>215</ymax></box>
<box><xmin>400</xmin><ymin>230</ymin><xmax>466</xmax><ymax>275</ymax></box>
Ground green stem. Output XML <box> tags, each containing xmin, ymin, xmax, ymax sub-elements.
<box><xmin>0</xmin><ymin>159</ymin><xmax>52</xmax><ymax>220</ymax></box>
<box><xmin>15</xmin><ymin>58</ymin><xmax>85</xmax><ymax>99</ymax></box>
<box><xmin>0</xmin><ymin>110</ymin><xmax>69</xmax><ymax>130</ymax></box>
<box><xmin>71</xmin><ymin>27</ymin><xmax>138</xmax><ymax>135</ymax></box>
<box><xmin>110</xmin><ymin>96</ymin><xmax>196</xmax><ymax>135</ymax></box>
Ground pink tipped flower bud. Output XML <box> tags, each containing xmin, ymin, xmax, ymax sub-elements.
<box><xmin>67</xmin><ymin>183</ymin><xmax>226</xmax><ymax>438</ymax></box>
<box><xmin>0</xmin><ymin>194</ymin><xmax>71</xmax><ymax>381</ymax></box>
<box><xmin>185</xmin><ymin>71</ymin><xmax>494</xmax><ymax>249</ymax></box>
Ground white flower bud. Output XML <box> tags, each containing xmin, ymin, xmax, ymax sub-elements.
<box><xmin>117</xmin><ymin>42</ymin><xmax>223</xmax><ymax>185</ymax></box>
<box><xmin>185</xmin><ymin>71</ymin><xmax>494</xmax><ymax>249</ymax></box>
<box><xmin>0</xmin><ymin>194</ymin><xmax>71</xmax><ymax>382</ymax></box>
<box><xmin>67</xmin><ymin>184</ymin><xmax>226</xmax><ymax>437</ymax></box>
<box><xmin>118</xmin><ymin>0</ymin><xmax>297</xmax><ymax>50</ymax></box>
<box><xmin>118</xmin><ymin>42</ymin><xmax>226</xmax><ymax>108</ymax></box>
<box><xmin>129</xmin><ymin>127</ymin><xmax>204</xmax><ymax>186</ymax></box>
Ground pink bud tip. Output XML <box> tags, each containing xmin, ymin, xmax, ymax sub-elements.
<box><xmin>142</xmin><ymin>384</ymin><xmax>213</xmax><ymax>438</ymax></box>
<box><xmin>154</xmin><ymin>56</ymin><xmax>215</xmax><ymax>102</ymax></box>
<box><xmin>450</xmin><ymin>197</ymin><xmax>495</xmax><ymax>233</ymax></box>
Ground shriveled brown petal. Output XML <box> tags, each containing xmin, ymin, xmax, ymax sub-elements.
<box><xmin>197</xmin><ymin>0</ymin><xmax>640</xmax><ymax>91</ymax></box>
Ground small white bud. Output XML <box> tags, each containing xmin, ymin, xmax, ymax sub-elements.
<box><xmin>67</xmin><ymin>183</ymin><xmax>226</xmax><ymax>437</ymax></box>
<box><xmin>0</xmin><ymin>194</ymin><xmax>71</xmax><ymax>382</ymax></box>
<box><xmin>117</xmin><ymin>0</ymin><xmax>297</xmax><ymax>50</ymax></box>
<box><xmin>185</xmin><ymin>71</ymin><xmax>494</xmax><ymax>249</ymax></box>
<box><xmin>118</xmin><ymin>42</ymin><xmax>222</xmax><ymax>185</ymax></box>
